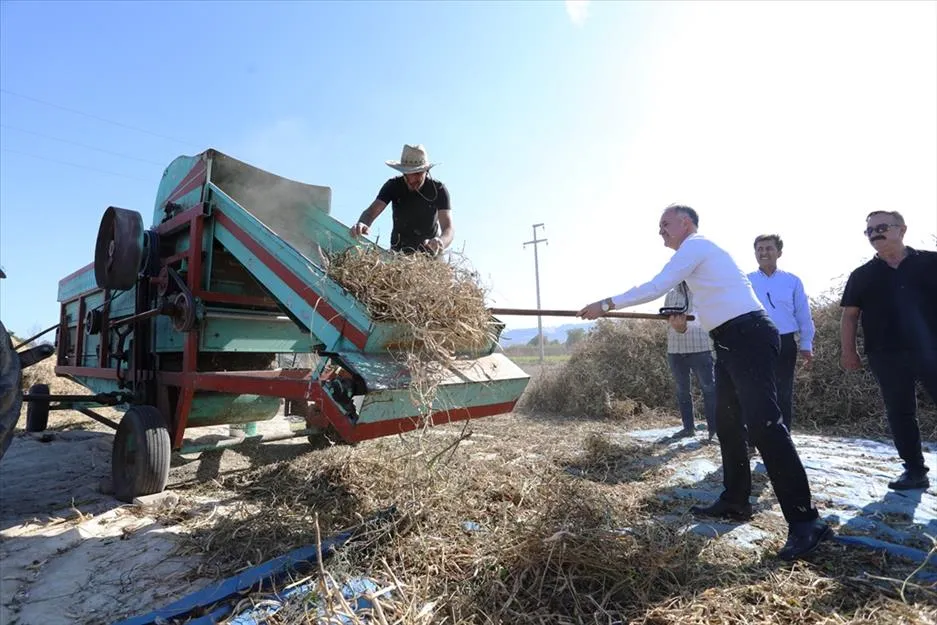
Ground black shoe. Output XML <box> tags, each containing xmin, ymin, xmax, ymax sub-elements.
<box><xmin>888</xmin><ymin>469</ymin><xmax>930</xmax><ymax>491</ymax></box>
<box><xmin>690</xmin><ymin>499</ymin><xmax>753</xmax><ymax>522</ymax></box>
<box><xmin>777</xmin><ymin>519</ymin><xmax>833</xmax><ymax>561</ymax></box>
<box><xmin>674</xmin><ymin>428</ymin><xmax>695</xmax><ymax>439</ymax></box>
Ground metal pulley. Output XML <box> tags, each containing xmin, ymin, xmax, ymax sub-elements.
<box><xmin>94</xmin><ymin>206</ymin><xmax>146</xmax><ymax>290</ymax></box>
<box><xmin>84</xmin><ymin>309</ymin><xmax>103</xmax><ymax>335</ymax></box>
<box><xmin>170</xmin><ymin>291</ymin><xmax>197</xmax><ymax>332</ymax></box>
<box><xmin>156</xmin><ymin>266</ymin><xmax>172</xmax><ymax>298</ymax></box>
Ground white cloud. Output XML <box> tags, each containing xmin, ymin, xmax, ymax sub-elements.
<box><xmin>565</xmin><ymin>0</ymin><xmax>590</xmax><ymax>27</ymax></box>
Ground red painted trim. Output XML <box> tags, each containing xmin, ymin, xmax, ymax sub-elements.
<box><xmin>171</xmin><ymin>230</ymin><xmax>204</xmax><ymax>449</ymax></box>
<box><xmin>75</xmin><ymin>298</ymin><xmax>86</xmax><ymax>368</ymax></box>
<box><xmin>58</xmin><ymin>262</ymin><xmax>94</xmax><ymax>286</ymax></box>
<box><xmin>61</xmin><ymin>286</ymin><xmax>102</xmax><ymax>308</ymax></box>
<box><xmin>213</xmin><ymin>209</ymin><xmax>369</xmax><ymax>349</ymax></box>
<box><xmin>313</xmin><ymin>385</ymin><xmax>516</xmax><ymax>443</ymax></box>
<box><xmin>164</xmin><ymin>159</ymin><xmax>207</xmax><ymax>207</ymax></box>
<box><xmin>160</xmin><ymin>252</ymin><xmax>188</xmax><ymax>268</ymax></box>
<box><xmin>155</xmin><ymin>203</ymin><xmax>205</xmax><ymax>235</ymax></box>
<box><xmin>62</xmin><ymin>285</ymin><xmax>103</xmax><ymax>303</ymax></box>
<box><xmin>190</xmin><ymin>215</ymin><xmax>205</xmax><ymax>291</ymax></box>
<box><xmin>160</xmin><ymin>369</ymin><xmax>312</xmax><ymax>399</ymax></box>
<box><xmin>52</xmin><ymin>364</ymin><xmax>516</xmax><ymax>447</ymax></box>
<box><xmin>100</xmin><ymin>289</ymin><xmax>111</xmax><ymax>369</ymax></box>
<box><xmin>56</xmin><ymin>305</ymin><xmax>68</xmax><ymax>366</ymax></box>
<box><xmin>172</xmin><ymin>388</ymin><xmax>194</xmax><ymax>449</ymax></box>
<box><xmin>119</xmin><ymin>366</ymin><xmax>515</xmax><ymax>446</ymax></box>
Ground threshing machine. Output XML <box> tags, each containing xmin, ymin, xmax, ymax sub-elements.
<box><xmin>28</xmin><ymin>149</ymin><xmax>529</xmax><ymax>502</ymax></box>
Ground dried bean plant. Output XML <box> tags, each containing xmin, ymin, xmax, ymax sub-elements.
<box><xmin>324</xmin><ymin>245</ymin><xmax>498</xmax><ymax>424</ymax></box>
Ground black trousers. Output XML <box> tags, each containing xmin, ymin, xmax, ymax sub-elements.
<box><xmin>867</xmin><ymin>349</ymin><xmax>937</xmax><ymax>473</ymax></box>
<box><xmin>710</xmin><ymin>311</ymin><xmax>819</xmax><ymax>525</ymax></box>
<box><xmin>776</xmin><ymin>332</ymin><xmax>798</xmax><ymax>430</ymax></box>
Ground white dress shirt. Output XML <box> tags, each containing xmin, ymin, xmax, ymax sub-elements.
<box><xmin>747</xmin><ymin>269</ymin><xmax>816</xmax><ymax>350</ymax></box>
<box><xmin>609</xmin><ymin>233</ymin><xmax>765</xmax><ymax>333</ymax></box>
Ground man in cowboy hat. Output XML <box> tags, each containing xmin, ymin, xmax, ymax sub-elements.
<box><xmin>350</xmin><ymin>144</ymin><xmax>454</xmax><ymax>256</ymax></box>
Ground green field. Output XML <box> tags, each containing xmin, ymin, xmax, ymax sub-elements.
<box><xmin>506</xmin><ymin>354</ymin><xmax>571</xmax><ymax>366</ymax></box>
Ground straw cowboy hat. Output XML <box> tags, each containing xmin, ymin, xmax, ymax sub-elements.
<box><xmin>385</xmin><ymin>144</ymin><xmax>438</xmax><ymax>174</ymax></box>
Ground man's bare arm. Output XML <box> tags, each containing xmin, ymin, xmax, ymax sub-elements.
<box><xmin>350</xmin><ymin>200</ymin><xmax>387</xmax><ymax>237</ymax></box>
<box><xmin>436</xmin><ymin>209</ymin><xmax>454</xmax><ymax>248</ymax></box>
<box><xmin>840</xmin><ymin>306</ymin><xmax>862</xmax><ymax>370</ymax></box>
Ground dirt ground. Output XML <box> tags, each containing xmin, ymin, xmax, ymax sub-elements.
<box><xmin>1</xmin><ymin>366</ymin><xmax>935</xmax><ymax>624</ymax></box>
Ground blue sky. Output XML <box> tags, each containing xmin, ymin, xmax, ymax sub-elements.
<box><xmin>1</xmin><ymin>0</ymin><xmax>935</xmax><ymax>340</ymax></box>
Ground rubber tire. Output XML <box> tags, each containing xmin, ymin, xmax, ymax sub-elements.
<box><xmin>25</xmin><ymin>384</ymin><xmax>50</xmax><ymax>433</ymax></box>
<box><xmin>0</xmin><ymin>321</ymin><xmax>23</xmax><ymax>462</ymax></box>
<box><xmin>111</xmin><ymin>405</ymin><xmax>171</xmax><ymax>503</ymax></box>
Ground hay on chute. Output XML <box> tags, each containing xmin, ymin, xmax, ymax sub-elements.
<box><xmin>323</xmin><ymin>245</ymin><xmax>498</xmax><ymax>421</ymax></box>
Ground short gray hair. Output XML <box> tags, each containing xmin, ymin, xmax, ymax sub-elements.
<box><xmin>866</xmin><ymin>210</ymin><xmax>905</xmax><ymax>226</ymax></box>
<box><xmin>666</xmin><ymin>203</ymin><xmax>699</xmax><ymax>227</ymax></box>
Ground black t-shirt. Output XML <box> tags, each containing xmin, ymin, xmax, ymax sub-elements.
<box><xmin>376</xmin><ymin>176</ymin><xmax>451</xmax><ymax>253</ymax></box>
<box><xmin>840</xmin><ymin>247</ymin><xmax>937</xmax><ymax>354</ymax></box>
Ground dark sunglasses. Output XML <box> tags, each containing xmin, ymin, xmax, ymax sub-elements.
<box><xmin>864</xmin><ymin>223</ymin><xmax>901</xmax><ymax>237</ymax></box>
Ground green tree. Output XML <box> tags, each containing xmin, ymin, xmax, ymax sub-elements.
<box><xmin>566</xmin><ymin>328</ymin><xmax>586</xmax><ymax>348</ymax></box>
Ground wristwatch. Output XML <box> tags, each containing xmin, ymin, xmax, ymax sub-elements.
<box><xmin>600</xmin><ymin>298</ymin><xmax>614</xmax><ymax>312</ymax></box>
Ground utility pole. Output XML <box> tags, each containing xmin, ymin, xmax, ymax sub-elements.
<box><xmin>523</xmin><ymin>223</ymin><xmax>548</xmax><ymax>364</ymax></box>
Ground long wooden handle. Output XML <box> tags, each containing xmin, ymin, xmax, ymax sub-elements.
<box><xmin>488</xmin><ymin>307</ymin><xmax>695</xmax><ymax>321</ymax></box>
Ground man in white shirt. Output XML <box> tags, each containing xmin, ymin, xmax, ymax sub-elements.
<box><xmin>747</xmin><ymin>234</ymin><xmax>816</xmax><ymax>431</ymax></box>
<box><xmin>663</xmin><ymin>283</ymin><xmax>717</xmax><ymax>440</ymax></box>
<box><xmin>578</xmin><ymin>203</ymin><xmax>831</xmax><ymax>561</ymax></box>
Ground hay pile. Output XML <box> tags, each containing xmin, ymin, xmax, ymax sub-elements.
<box><xmin>11</xmin><ymin>334</ymin><xmax>122</xmax><ymax>432</ymax></box>
<box><xmin>519</xmin><ymin>296</ymin><xmax>936</xmax><ymax>440</ymax></box>
<box><xmin>163</xmin><ymin>418</ymin><xmax>936</xmax><ymax>624</ymax></box>
<box><xmin>324</xmin><ymin>246</ymin><xmax>496</xmax><ymax>415</ymax></box>
<box><xmin>325</xmin><ymin>246</ymin><xmax>494</xmax><ymax>358</ymax></box>
<box><xmin>518</xmin><ymin>317</ymin><xmax>673</xmax><ymax>419</ymax></box>
<box><xmin>13</xmin><ymin>333</ymin><xmax>84</xmax><ymax>395</ymax></box>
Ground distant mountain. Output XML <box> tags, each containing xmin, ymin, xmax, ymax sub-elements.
<box><xmin>499</xmin><ymin>321</ymin><xmax>596</xmax><ymax>346</ymax></box>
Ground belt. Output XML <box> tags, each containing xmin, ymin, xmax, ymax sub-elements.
<box><xmin>709</xmin><ymin>310</ymin><xmax>767</xmax><ymax>338</ymax></box>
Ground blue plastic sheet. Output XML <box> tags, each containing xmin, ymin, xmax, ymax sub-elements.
<box><xmin>113</xmin><ymin>528</ymin><xmax>357</xmax><ymax>625</ymax></box>
<box><xmin>224</xmin><ymin>577</ymin><xmax>380</xmax><ymax>625</ymax></box>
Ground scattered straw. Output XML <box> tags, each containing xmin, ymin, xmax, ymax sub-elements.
<box><xmin>162</xmin><ymin>416</ymin><xmax>936</xmax><ymax>625</ymax></box>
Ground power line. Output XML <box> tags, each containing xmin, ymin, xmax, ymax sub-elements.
<box><xmin>0</xmin><ymin>123</ymin><xmax>166</xmax><ymax>166</ymax></box>
<box><xmin>0</xmin><ymin>88</ymin><xmax>199</xmax><ymax>148</ymax></box>
<box><xmin>0</xmin><ymin>148</ymin><xmax>152</xmax><ymax>182</ymax></box>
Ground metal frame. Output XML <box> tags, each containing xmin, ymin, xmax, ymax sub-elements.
<box><xmin>51</xmin><ymin>200</ymin><xmax>523</xmax><ymax>454</ymax></box>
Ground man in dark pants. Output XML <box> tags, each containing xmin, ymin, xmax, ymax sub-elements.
<box><xmin>350</xmin><ymin>144</ymin><xmax>454</xmax><ymax>256</ymax></box>
<box><xmin>841</xmin><ymin>210</ymin><xmax>937</xmax><ymax>491</ymax></box>
<box><xmin>663</xmin><ymin>283</ymin><xmax>717</xmax><ymax>440</ymax></box>
<box><xmin>748</xmin><ymin>234</ymin><xmax>816</xmax><ymax>431</ymax></box>
<box><xmin>578</xmin><ymin>203</ymin><xmax>831</xmax><ymax>561</ymax></box>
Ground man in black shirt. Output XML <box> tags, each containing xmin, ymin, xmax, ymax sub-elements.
<box><xmin>350</xmin><ymin>144</ymin><xmax>454</xmax><ymax>256</ymax></box>
<box><xmin>841</xmin><ymin>210</ymin><xmax>937</xmax><ymax>491</ymax></box>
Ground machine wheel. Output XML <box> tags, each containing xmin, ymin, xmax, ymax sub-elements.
<box><xmin>94</xmin><ymin>206</ymin><xmax>145</xmax><ymax>290</ymax></box>
<box><xmin>0</xmin><ymin>321</ymin><xmax>23</xmax><ymax>462</ymax></box>
<box><xmin>111</xmin><ymin>405</ymin><xmax>171</xmax><ymax>503</ymax></box>
<box><xmin>25</xmin><ymin>384</ymin><xmax>50</xmax><ymax>432</ymax></box>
